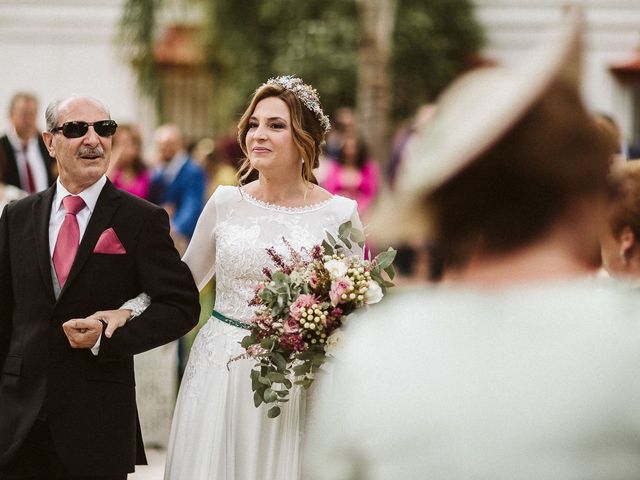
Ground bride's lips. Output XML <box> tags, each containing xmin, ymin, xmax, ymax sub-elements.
<box><xmin>252</xmin><ymin>147</ymin><xmax>271</xmax><ymax>153</ymax></box>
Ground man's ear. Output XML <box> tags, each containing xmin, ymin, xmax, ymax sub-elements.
<box><xmin>41</xmin><ymin>131</ymin><xmax>55</xmax><ymax>157</ymax></box>
<box><xmin>619</xmin><ymin>225</ymin><xmax>635</xmax><ymax>257</ymax></box>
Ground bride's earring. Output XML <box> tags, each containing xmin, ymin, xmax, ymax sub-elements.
<box><xmin>301</xmin><ymin>157</ymin><xmax>305</xmax><ymax>164</ymax></box>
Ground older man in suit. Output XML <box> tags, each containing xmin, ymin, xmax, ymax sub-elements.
<box><xmin>0</xmin><ymin>95</ymin><xmax>200</xmax><ymax>479</ymax></box>
<box><xmin>0</xmin><ymin>92</ymin><xmax>55</xmax><ymax>193</ymax></box>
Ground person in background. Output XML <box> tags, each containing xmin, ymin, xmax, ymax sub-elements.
<box><xmin>386</xmin><ymin>104</ymin><xmax>441</xmax><ymax>284</ymax></box>
<box><xmin>0</xmin><ymin>154</ymin><xmax>27</xmax><ymax>214</ymax></box>
<box><xmin>600</xmin><ymin>161</ymin><xmax>640</xmax><ymax>282</ymax></box>
<box><xmin>593</xmin><ymin>112</ymin><xmax>626</xmax><ymax>169</ymax></box>
<box><xmin>148</xmin><ymin>124</ymin><xmax>205</xmax><ymax>251</ymax></box>
<box><xmin>201</xmin><ymin>148</ymin><xmax>238</xmax><ymax>198</ymax></box>
<box><xmin>0</xmin><ymin>92</ymin><xmax>55</xmax><ymax>193</ymax></box>
<box><xmin>324</xmin><ymin>107</ymin><xmax>357</xmax><ymax>159</ymax></box>
<box><xmin>305</xmin><ymin>9</ymin><xmax>640</xmax><ymax>479</ymax></box>
<box><xmin>322</xmin><ymin>134</ymin><xmax>379</xmax><ymax>219</ymax></box>
<box><xmin>108</xmin><ymin>123</ymin><xmax>150</xmax><ymax>199</ymax></box>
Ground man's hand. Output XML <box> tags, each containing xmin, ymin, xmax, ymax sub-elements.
<box><xmin>62</xmin><ymin>318</ymin><xmax>103</xmax><ymax>349</ymax></box>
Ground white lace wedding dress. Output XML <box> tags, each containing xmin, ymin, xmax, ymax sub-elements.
<box><xmin>158</xmin><ymin>185</ymin><xmax>360</xmax><ymax>479</ymax></box>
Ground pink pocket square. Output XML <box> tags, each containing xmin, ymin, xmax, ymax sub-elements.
<box><xmin>93</xmin><ymin>228</ymin><xmax>126</xmax><ymax>254</ymax></box>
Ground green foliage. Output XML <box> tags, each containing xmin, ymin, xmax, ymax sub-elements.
<box><xmin>201</xmin><ymin>0</ymin><xmax>359</xmax><ymax>129</ymax></box>
<box><xmin>120</xmin><ymin>0</ymin><xmax>483</xmax><ymax>131</ymax></box>
<box><xmin>118</xmin><ymin>0</ymin><xmax>163</xmax><ymax>117</ymax></box>
<box><xmin>391</xmin><ymin>0</ymin><xmax>484</xmax><ymax>120</ymax></box>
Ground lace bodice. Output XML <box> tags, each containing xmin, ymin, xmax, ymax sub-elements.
<box><xmin>183</xmin><ymin>186</ymin><xmax>362</xmax><ymax>323</ymax></box>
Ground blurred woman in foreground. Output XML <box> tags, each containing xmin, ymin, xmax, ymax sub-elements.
<box><xmin>305</xmin><ymin>10</ymin><xmax>640</xmax><ymax>480</ymax></box>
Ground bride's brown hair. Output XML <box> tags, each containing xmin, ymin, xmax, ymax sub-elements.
<box><xmin>236</xmin><ymin>84</ymin><xmax>326</xmax><ymax>185</ymax></box>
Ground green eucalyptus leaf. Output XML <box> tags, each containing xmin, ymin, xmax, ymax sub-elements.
<box><xmin>263</xmin><ymin>388</ymin><xmax>278</xmax><ymax>403</ymax></box>
<box><xmin>321</xmin><ymin>240</ymin><xmax>334</xmax><ymax>256</ymax></box>
<box><xmin>293</xmin><ymin>363</ymin><xmax>311</xmax><ymax>375</ymax></box>
<box><xmin>267</xmin><ymin>371</ymin><xmax>286</xmax><ymax>383</ymax></box>
<box><xmin>241</xmin><ymin>335</ymin><xmax>256</xmax><ymax>348</ymax></box>
<box><xmin>384</xmin><ymin>265</ymin><xmax>396</xmax><ymax>280</ymax></box>
<box><xmin>338</xmin><ymin>221</ymin><xmax>352</xmax><ymax>237</ymax></box>
<box><xmin>271</xmin><ymin>352</ymin><xmax>287</xmax><ymax>371</ymax></box>
<box><xmin>254</xmin><ymin>391</ymin><xmax>263</xmax><ymax>407</ymax></box>
<box><xmin>260</xmin><ymin>337</ymin><xmax>275</xmax><ymax>350</ymax></box>
<box><xmin>325</xmin><ymin>231</ymin><xmax>337</xmax><ymax>246</ymax></box>
<box><xmin>375</xmin><ymin>250</ymin><xmax>396</xmax><ymax>270</ymax></box>
<box><xmin>349</xmin><ymin>228</ymin><xmax>366</xmax><ymax>244</ymax></box>
<box><xmin>267</xmin><ymin>405</ymin><xmax>281</xmax><ymax>418</ymax></box>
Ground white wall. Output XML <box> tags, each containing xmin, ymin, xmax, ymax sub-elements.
<box><xmin>473</xmin><ymin>0</ymin><xmax>640</xmax><ymax>140</ymax></box>
<box><xmin>0</xmin><ymin>0</ymin><xmax>149</xmax><ymax>134</ymax></box>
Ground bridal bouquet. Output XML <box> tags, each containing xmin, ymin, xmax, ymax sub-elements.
<box><xmin>241</xmin><ymin>221</ymin><xmax>396</xmax><ymax>418</ymax></box>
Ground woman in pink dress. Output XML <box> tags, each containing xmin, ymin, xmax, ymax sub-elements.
<box><xmin>322</xmin><ymin>134</ymin><xmax>379</xmax><ymax>218</ymax></box>
<box><xmin>108</xmin><ymin>123</ymin><xmax>150</xmax><ymax>199</ymax></box>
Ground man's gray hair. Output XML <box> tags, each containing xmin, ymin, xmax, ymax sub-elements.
<box><xmin>44</xmin><ymin>95</ymin><xmax>111</xmax><ymax>132</ymax></box>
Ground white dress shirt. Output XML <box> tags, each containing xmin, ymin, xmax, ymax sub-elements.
<box><xmin>6</xmin><ymin>127</ymin><xmax>49</xmax><ymax>192</ymax></box>
<box><xmin>48</xmin><ymin>176</ymin><xmax>107</xmax><ymax>255</ymax></box>
<box><xmin>49</xmin><ymin>175</ymin><xmax>107</xmax><ymax>355</ymax></box>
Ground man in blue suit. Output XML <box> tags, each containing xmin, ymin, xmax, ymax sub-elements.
<box><xmin>148</xmin><ymin>124</ymin><xmax>205</xmax><ymax>247</ymax></box>
<box><xmin>148</xmin><ymin>124</ymin><xmax>205</xmax><ymax>380</ymax></box>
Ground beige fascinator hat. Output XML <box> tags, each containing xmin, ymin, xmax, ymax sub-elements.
<box><xmin>371</xmin><ymin>6</ymin><xmax>583</xmax><ymax>244</ymax></box>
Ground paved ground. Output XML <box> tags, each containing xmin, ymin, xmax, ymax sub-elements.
<box><xmin>129</xmin><ymin>449</ymin><xmax>166</xmax><ymax>480</ymax></box>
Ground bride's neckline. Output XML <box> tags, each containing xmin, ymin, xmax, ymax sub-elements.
<box><xmin>239</xmin><ymin>186</ymin><xmax>334</xmax><ymax>213</ymax></box>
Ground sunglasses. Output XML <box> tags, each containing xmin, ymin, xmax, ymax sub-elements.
<box><xmin>50</xmin><ymin>120</ymin><xmax>118</xmax><ymax>139</ymax></box>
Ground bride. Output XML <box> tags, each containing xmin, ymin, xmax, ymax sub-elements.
<box><xmin>93</xmin><ymin>76</ymin><xmax>361</xmax><ymax>479</ymax></box>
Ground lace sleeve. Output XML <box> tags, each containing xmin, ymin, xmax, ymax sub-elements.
<box><xmin>121</xmin><ymin>292</ymin><xmax>151</xmax><ymax>318</ymax></box>
<box><xmin>181</xmin><ymin>187</ymin><xmax>221</xmax><ymax>291</ymax></box>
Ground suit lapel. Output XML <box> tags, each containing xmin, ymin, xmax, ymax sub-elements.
<box><xmin>58</xmin><ymin>180</ymin><xmax>121</xmax><ymax>298</ymax></box>
<box><xmin>32</xmin><ymin>184</ymin><xmax>57</xmax><ymax>302</ymax></box>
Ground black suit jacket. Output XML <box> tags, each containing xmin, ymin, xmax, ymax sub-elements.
<box><xmin>0</xmin><ymin>180</ymin><xmax>200</xmax><ymax>476</ymax></box>
<box><xmin>0</xmin><ymin>134</ymin><xmax>55</xmax><ymax>190</ymax></box>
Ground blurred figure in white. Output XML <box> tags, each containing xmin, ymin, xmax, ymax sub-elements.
<box><xmin>305</xmin><ymin>9</ymin><xmax>640</xmax><ymax>480</ymax></box>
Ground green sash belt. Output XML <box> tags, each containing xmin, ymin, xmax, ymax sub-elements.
<box><xmin>212</xmin><ymin>309</ymin><xmax>252</xmax><ymax>330</ymax></box>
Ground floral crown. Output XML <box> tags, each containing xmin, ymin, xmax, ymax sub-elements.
<box><xmin>262</xmin><ymin>75</ymin><xmax>331</xmax><ymax>133</ymax></box>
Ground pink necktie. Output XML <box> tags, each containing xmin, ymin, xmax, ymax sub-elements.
<box><xmin>53</xmin><ymin>196</ymin><xmax>86</xmax><ymax>287</ymax></box>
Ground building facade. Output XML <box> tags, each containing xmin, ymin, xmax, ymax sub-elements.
<box><xmin>474</xmin><ymin>0</ymin><xmax>640</xmax><ymax>152</ymax></box>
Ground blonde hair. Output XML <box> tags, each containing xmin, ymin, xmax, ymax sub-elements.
<box><xmin>236</xmin><ymin>83</ymin><xmax>326</xmax><ymax>184</ymax></box>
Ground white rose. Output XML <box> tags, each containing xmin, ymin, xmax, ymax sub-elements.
<box><xmin>325</xmin><ymin>329</ymin><xmax>344</xmax><ymax>353</ymax></box>
<box><xmin>324</xmin><ymin>259</ymin><xmax>348</xmax><ymax>279</ymax></box>
<box><xmin>364</xmin><ymin>280</ymin><xmax>383</xmax><ymax>304</ymax></box>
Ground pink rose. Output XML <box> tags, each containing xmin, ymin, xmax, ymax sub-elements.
<box><xmin>283</xmin><ymin>318</ymin><xmax>300</xmax><ymax>334</ymax></box>
<box><xmin>329</xmin><ymin>277</ymin><xmax>353</xmax><ymax>306</ymax></box>
<box><xmin>290</xmin><ymin>293</ymin><xmax>319</xmax><ymax>318</ymax></box>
